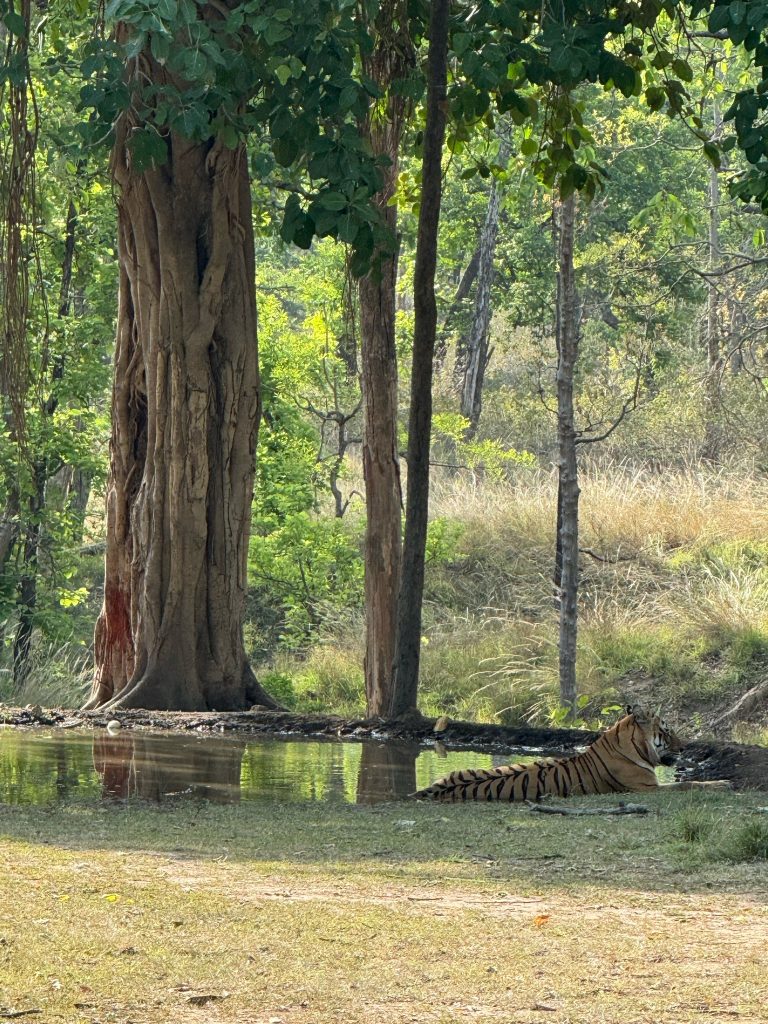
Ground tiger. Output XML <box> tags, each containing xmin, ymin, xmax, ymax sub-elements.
<box><xmin>411</xmin><ymin>706</ymin><xmax>729</xmax><ymax>802</ymax></box>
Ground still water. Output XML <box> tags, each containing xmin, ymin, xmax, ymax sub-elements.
<box><xmin>0</xmin><ymin>729</ymin><xmax>530</xmax><ymax>806</ymax></box>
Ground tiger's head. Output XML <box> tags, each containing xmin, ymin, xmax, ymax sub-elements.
<box><xmin>623</xmin><ymin>705</ymin><xmax>683</xmax><ymax>766</ymax></box>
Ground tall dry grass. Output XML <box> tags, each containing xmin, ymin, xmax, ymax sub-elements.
<box><xmin>280</xmin><ymin>463</ymin><xmax>768</xmax><ymax>726</ymax></box>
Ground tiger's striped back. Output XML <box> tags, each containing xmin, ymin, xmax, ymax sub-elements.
<box><xmin>412</xmin><ymin>708</ymin><xmax>682</xmax><ymax>802</ymax></box>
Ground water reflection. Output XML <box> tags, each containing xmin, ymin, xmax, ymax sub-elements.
<box><xmin>93</xmin><ymin>733</ymin><xmax>246</xmax><ymax>803</ymax></box>
<box><xmin>0</xmin><ymin>729</ymin><xmax>505</xmax><ymax>807</ymax></box>
<box><xmin>356</xmin><ymin>742</ymin><xmax>419</xmax><ymax>804</ymax></box>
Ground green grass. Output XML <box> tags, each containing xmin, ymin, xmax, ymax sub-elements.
<box><xmin>671</xmin><ymin>802</ymin><xmax>768</xmax><ymax>865</ymax></box>
<box><xmin>1</xmin><ymin>789</ymin><xmax>767</xmax><ymax>1024</ymax></box>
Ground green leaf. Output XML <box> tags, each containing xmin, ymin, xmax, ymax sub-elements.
<box><xmin>703</xmin><ymin>142</ymin><xmax>721</xmax><ymax>169</ymax></box>
<box><xmin>645</xmin><ymin>86</ymin><xmax>666</xmax><ymax>112</ymax></box>
<box><xmin>220</xmin><ymin>124</ymin><xmax>239</xmax><ymax>149</ymax></box>
<box><xmin>520</xmin><ymin>138</ymin><xmax>538</xmax><ymax>156</ymax></box>
<box><xmin>453</xmin><ymin>33</ymin><xmax>471</xmax><ymax>56</ymax></box>
<box><xmin>318</xmin><ymin>192</ymin><xmax>348</xmax><ymax>211</ymax></box>
<box><xmin>150</xmin><ymin>32</ymin><xmax>170</xmax><ymax>63</ymax></box>
<box><xmin>671</xmin><ymin>59</ymin><xmax>693</xmax><ymax>83</ymax></box>
<box><xmin>128</xmin><ymin>127</ymin><xmax>168</xmax><ymax>172</ymax></box>
<box><xmin>275</xmin><ymin>64</ymin><xmax>292</xmax><ymax>86</ymax></box>
<box><xmin>2</xmin><ymin>10</ymin><xmax>27</xmax><ymax>35</ymax></box>
<box><xmin>730</xmin><ymin>1</ymin><xmax>747</xmax><ymax>26</ymax></box>
<box><xmin>156</xmin><ymin>0</ymin><xmax>177</xmax><ymax>20</ymax></box>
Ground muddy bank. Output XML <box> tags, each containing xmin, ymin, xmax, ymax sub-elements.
<box><xmin>0</xmin><ymin>703</ymin><xmax>598</xmax><ymax>750</ymax></box>
<box><xmin>1</xmin><ymin>704</ymin><xmax>766</xmax><ymax>790</ymax></box>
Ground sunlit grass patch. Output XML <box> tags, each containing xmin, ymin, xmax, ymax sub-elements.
<box><xmin>1</xmin><ymin>790</ymin><xmax>767</xmax><ymax>1024</ymax></box>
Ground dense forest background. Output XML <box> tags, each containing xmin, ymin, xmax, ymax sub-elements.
<box><xmin>2</xmin><ymin>0</ymin><xmax>768</xmax><ymax>738</ymax></box>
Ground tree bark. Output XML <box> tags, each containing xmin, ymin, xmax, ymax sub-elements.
<box><xmin>555</xmin><ymin>194</ymin><xmax>580</xmax><ymax>720</ymax></box>
<box><xmin>358</xmin><ymin>2</ymin><xmax>414</xmax><ymax>717</ymax></box>
<box><xmin>391</xmin><ymin>0</ymin><xmax>449</xmax><ymax>717</ymax></box>
<box><xmin>457</xmin><ymin>136</ymin><xmax>510</xmax><ymax>435</ymax></box>
<box><xmin>702</xmin><ymin>94</ymin><xmax>723</xmax><ymax>463</ymax></box>
<box><xmin>85</xmin><ymin>55</ymin><xmax>277</xmax><ymax>711</ymax></box>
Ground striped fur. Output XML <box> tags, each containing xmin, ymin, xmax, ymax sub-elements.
<box><xmin>412</xmin><ymin>708</ymin><xmax>683</xmax><ymax>802</ymax></box>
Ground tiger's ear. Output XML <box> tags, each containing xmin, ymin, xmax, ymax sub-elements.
<box><xmin>628</xmin><ymin>704</ymin><xmax>651</xmax><ymax>724</ymax></box>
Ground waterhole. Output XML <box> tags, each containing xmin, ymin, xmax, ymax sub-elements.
<box><xmin>0</xmin><ymin>729</ymin><xmax>543</xmax><ymax>806</ymax></box>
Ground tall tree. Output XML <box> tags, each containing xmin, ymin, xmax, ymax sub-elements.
<box><xmin>357</xmin><ymin>0</ymin><xmax>415</xmax><ymax>716</ymax></box>
<box><xmin>82</xmin><ymin>8</ymin><xmax>286</xmax><ymax>711</ymax></box>
<box><xmin>457</xmin><ymin>133</ymin><xmax>511</xmax><ymax>436</ymax></box>
<box><xmin>79</xmin><ymin>0</ymin><xmax>395</xmax><ymax>710</ymax></box>
<box><xmin>554</xmin><ymin>192</ymin><xmax>580</xmax><ymax>719</ymax></box>
<box><xmin>703</xmin><ymin>81</ymin><xmax>723</xmax><ymax>462</ymax></box>
<box><xmin>392</xmin><ymin>0</ymin><xmax>450</xmax><ymax>718</ymax></box>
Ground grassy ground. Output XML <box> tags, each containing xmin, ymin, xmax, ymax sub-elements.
<box><xmin>1</xmin><ymin>788</ymin><xmax>767</xmax><ymax>1024</ymax></box>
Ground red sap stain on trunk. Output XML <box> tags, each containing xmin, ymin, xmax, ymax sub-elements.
<box><xmin>92</xmin><ymin>582</ymin><xmax>134</xmax><ymax>702</ymax></box>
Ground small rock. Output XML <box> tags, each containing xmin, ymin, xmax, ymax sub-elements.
<box><xmin>106</xmin><ymin>720</ymin><xmax>122</xmax><ymax>735</ymax></box>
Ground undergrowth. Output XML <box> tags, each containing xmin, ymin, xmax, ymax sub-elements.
<box><xmin>263</xmin><ymin>464</ymin><xmax>768</xmax><ymax>731</ymax></box>
<box><xmin>672</xmin><ymin>804</ymin><xmax>768</xmax><ymax>863</ymax></box>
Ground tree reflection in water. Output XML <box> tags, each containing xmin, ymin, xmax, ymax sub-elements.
<box><xmin>356</xmin><ymin>741</ymin><xmax>420</xmax><ymax>804</ymax></box>
<box><xmin>92</xmin><ymin>733</ymin><xmax>246</xmax><ymax>803</ymax></box>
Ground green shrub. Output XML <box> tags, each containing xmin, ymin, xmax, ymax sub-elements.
<box><xmin>716</xmin><ymin>818</ymin><xmax>768</xmax><ymax>863</ymax></box>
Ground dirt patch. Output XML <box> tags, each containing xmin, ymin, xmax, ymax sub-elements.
<box><xmin>151</xmin><ymin>861</ymin><xmax>768</xmax><ymax>931</ymax></box>
<box><xmin>2</xmin><ymin>703</ymin><xmax>766</xmax><ymax>789</ymax></box>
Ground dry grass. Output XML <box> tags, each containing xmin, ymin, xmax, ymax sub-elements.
<box><xmin>1</xmin><ymin>790</ymin><xmax>767</xmax><ymax>1024</ymax></box>
<box><xmin>275</xmin><ymin>464</ymin><xmax>768</xmax><ymax>727</ymax></box>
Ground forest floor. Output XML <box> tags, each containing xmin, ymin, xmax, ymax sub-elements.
<box><xmin>1</xmin><ymin>789</ymin><xmax>767</xmax><ymax>1024</ymax></box>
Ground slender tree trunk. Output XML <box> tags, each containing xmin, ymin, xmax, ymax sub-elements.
<box><xmin>338</xmin><ymin>255</ymin><xmax>359</xmax><ymax>378</ymax></box>
<box><xmin>358</xmin><ymin>2</ymin><xmax>414</xmax><ymax>717</ymax></box>
<box><xmin>555</xmin><ymin>194</ymin><xmax>580</xmax><ymax>719</ymax></box>
<box><xmin>85</xmin><ymin>63</ymin><xmax>277</xmax><ymax>710</ymax></box>
<box><xmin>457</xmin><ymin>137</ymin><xmax>510</xmax><ymax>435</ymax></box>
<box><xmin>433</xmin><ymin>246</ymin><xmax>480</xmax><ymax>370</ymax></box>
<box><xmin>391</xmin><ymin>0</ymin><xmax>449</xmax><ymax>718</ymax></box>
<box><xmin>13</xmin><ymin>461</ymin><xmax>44</xmax><ymax>684</ymax></box>
<box><xmin>13</xmin><ymin>197</ymin><xmax>79</xmax><ymax>683</ymax></box>
<box><xmin>703</xmin><ymin>95</ymin><xmax>723</xmax><ymax>462</ymax></box>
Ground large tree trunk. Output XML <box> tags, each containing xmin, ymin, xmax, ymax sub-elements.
<box><xmin>392</xmin><ymin>0</ymin><xmax>449</xmax><ymax>717</ymax></box>
<box><xmin>358</xmin><ymin>2</ymin><xmax>414</xmax><ymax>717</ymax></box>
<box><xmin>456</xmin><ymin>136</ymin><xmax>510</xmax><ymax>435</ymax></box>
<box><xmin>85</xmin><ymin>109</ymin><xmax>277</xmax><ymax>711</ymax></box>
<box><xmin>555</xmin><ymin>194</ymin><xmax>580</xmax><ymax>720</ymax></box>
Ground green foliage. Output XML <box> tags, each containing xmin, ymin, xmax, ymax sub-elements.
<box><xmin>249</xmin><ymin>511</ymin><xmax>363</xmax><ymax>646</ymax></box>
<box><xmin>432</xmin><ymin>412</ymin><xmax>535</xmax><ymax>478</ymax></box>
<box><xmin>248</xmin><ymin>289</ymin><xmax>363</xmax><ymax>650</ymax></box>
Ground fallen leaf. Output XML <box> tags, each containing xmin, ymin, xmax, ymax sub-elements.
<box><xmin>533</xmin><ymin>914</ymin><xmax>551</xmax><ymax>927</ymax></box>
